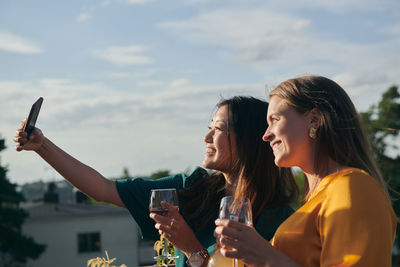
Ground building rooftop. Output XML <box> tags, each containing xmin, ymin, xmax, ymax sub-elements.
<box><xmin>23</xmin><ymin>202</ymin><xmax>130</xmax><ymax>222</ymax></box>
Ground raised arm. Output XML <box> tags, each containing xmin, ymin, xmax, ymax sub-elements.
<box><xmin>14</xmin><ymin>120</ymin><xmax>124</xmax><ymax>207</ymax></box>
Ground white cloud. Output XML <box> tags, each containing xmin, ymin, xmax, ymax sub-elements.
<box><xmin>135</xmin><ymin>80</ymin><xmax>166</xmax><ymax>88</ymax></box>
<box><xmin>159</xmin><ymin>8</ymin><xmax>311</xmax><ymax>63</ymax></box>
<box><xmin>92</xmin><ymin>45</ymin><xmax>152</xmax><ymax>66</ymax></box>
<box><xmin>124</xmin><ymin>0</ymin><xmax>155</xmax><ymax>4</ymax></box>
<box><xmin>77</xmin><ymin>12</ymin><xmax>91</xmax><ymax>22</ymax></box>
<box><xmin>106</xmin><ymin>69</ymin><xmax>158</xmax><ymax>79</ymax></box>
<box><xmin>0</xmin><ymin>31</ymin><xmax>43</xmax><ymax>54</ymax></box>
<box><xmin>99</xmin><ymin>0</ymin><xmax>155</xmax><ymax>6</ymax></box>
<box><xmin>160</xmin><ymin>5</ymin><xmax>400</xmax><ymax>102</ymax></box>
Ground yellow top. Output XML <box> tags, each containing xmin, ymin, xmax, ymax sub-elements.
<box><xmin>271</xmin><ymin>168</ymin><xmax>397</xmax><ymax>267</ymax></box>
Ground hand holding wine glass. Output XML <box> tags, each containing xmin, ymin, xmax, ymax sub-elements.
<box><xmin>149</xmin><ymin>188</ymin><xmax>179</xmax><ymax>261</ymax></box>
<box><xmin>208</xmin><ymin>196</ymin><xmax>252</xmax><ymax>267</ymax></box>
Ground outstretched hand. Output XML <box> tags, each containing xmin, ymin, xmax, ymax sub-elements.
<box><xmin>13</xmin><ymin>119</ymin><xmax>44</xmax><ymax>152</ymax></box>
<box><xmin>150</xmin><ymin>201</ymin><xmax>204</xmax><ymax>258</ymax></box>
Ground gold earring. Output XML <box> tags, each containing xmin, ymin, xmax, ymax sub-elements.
<box><xmin>309</xmin><ymin>127</ymin><xmax>317</xmax><ymax>139</ymax></box>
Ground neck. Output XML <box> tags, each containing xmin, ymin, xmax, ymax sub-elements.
<box><xmin>222</xmin><ymin>172</ymin><xmax>236</xmax><ymax>193</ymax></box>
<box><xmin>302</xmin><ymin>158</ymin><xmax>347</xmax><ymax>197</ymax></box>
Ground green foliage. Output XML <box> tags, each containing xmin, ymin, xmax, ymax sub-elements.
<box><xmin>0</xmin><ymin>137</ymin><xmax>46</xmax><ymax>266</ymax></box>
<box><xmin>359</xmin><ymin>85</ymin><xmax>400</xmax><ymax>263</ymax></box>
<box><xmin>120</xmin><ymin>167</ymin><xmax>131</xmax><ymax>180</ymax></box>
<box><xmin>149</xmin><ymin>170</ymin><xmax>171</xmax><ymax>180</ymax></box>
<box><xmin>292</xmin><ymin>169</ymin><xmax>305</xmax><ymax>210</ymax></box>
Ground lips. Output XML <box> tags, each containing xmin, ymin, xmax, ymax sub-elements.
<box><xmin>206</xmin><ymin>148</ymin><xmax>216</xmax><ymax>153</ymax></box>
<box><xmin>271</xmin><ymin>141</ymin><xmax>281</xmax><ymax>152</ymax></box>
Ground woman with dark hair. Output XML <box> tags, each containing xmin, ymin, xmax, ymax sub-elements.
<box><xmin>14</xmin><ymin>96</ymin><xmax>298</xmax><ymax>267</ymax></box>
<box><xmin>215</xmin><ymin>76</ymin><xmax>397</xmax><ymax>267</ymax></box>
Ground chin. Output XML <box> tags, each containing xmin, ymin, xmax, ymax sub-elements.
<box><xmin>274</xmin><ymin>158</ymin><xmax>292</xmax><ymax>168</ymax></box>
<box><xmin>202</xmin><ymin>160</ymin><xmax>211</xmax><ymax>169</ymax></box>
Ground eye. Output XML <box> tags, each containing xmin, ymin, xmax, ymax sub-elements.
<box><xmin>271</xmin><ymin>116</ymin><xmax>279</xmax><ymax>121</ymax></box>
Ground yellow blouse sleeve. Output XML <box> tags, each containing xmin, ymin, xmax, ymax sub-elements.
<box><xmin>318</xmin><ymin>172</ymin><xmax>396</xmax><ymax>266</ymax></box>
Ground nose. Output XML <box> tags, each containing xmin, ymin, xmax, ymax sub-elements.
<box><xmin>204</xmin><ymin>129</ymin><xmax>213</xmax><ymax>143</ymax></box>
<box><xmin>262</xmin><ymin>126</ymin><xmax>273</xmax><ymax>143</ymax></box>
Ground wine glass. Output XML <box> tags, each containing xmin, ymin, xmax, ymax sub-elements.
<box><xmin>149</xmin><ymin>188</ymin><xmax>179</xmax><ymax>262</ymax></box>
<box><xmin>208</xmin><ymin>196</ymin><xmax>252</xmax><ymax>267</ymax></box>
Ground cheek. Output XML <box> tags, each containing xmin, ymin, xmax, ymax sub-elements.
<box><xmin>215</xmin><ymin>136</ymin><xmax>233</xmax><ymax>160</ymax></box>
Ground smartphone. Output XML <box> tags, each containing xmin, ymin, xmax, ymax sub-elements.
<box><xmin>23</xmin><ymin>97</ymin><xmax>44</xmax><ymax>137</ymax></box>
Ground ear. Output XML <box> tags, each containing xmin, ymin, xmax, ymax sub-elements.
<box><xmin>309</xmin><ymin>108</ymin><xmax>321</xmax><ymax>130</ymax></box>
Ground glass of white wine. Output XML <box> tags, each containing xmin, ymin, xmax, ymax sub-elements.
<box><xmin>149</xmin><ymin>188</ymin><xmax>180</xmax><ymax>261</ymax></box>
<box><xmin>208</xmin><ymin>196</ymin><xmax>252</xmax><ymax>267</ymax></box>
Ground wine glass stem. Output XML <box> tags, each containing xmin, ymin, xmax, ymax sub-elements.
<box><xmin>163</xmin><ymin>238</ymin><xmax>169</xmax><ymax>257</ymax></box>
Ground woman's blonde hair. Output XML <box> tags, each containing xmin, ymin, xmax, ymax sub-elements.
<box><xmin>270</xmin><ymin>75</ymin><xmax>389</xmax><ymax>198</ymax></box>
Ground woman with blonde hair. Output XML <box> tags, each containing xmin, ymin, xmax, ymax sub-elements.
<box><xmin>215</xmin><ymin>76</ymin><xmax>396</xmax><ymax>266</ymax></box>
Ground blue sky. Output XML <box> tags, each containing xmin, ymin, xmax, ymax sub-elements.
<box><xmin>1</xmin><ymin>0</ymin><xmax>399</xmax><ymax>184</ymax></box>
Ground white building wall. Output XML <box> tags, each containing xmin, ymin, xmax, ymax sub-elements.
<box><xmin>23</xmin><ymin>213</ymin><xmax>139</xmax><ymax>267</ymax></box>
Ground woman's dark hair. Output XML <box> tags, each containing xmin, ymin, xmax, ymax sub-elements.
<box><xmin>179</xmin><ymin>96</ymin><xmax>298</xmax><ymax>230</ymax></box>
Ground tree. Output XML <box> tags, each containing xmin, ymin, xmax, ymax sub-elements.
<box><xmin>149</xmin><ymin>170</ymin><xmax>171</xmax><ymax>180</ymax></box>
<box><xmin>120</xmin><ymin>167</ymin><xmax>131</xmax><ymax>180</ymax></box>
<box><xmin>0</xmin><ymin>137</ymin><xmax>46</xmax><ymax>267</ymax></box>
<box><xmin>359</xmin><ymin>85</ymin><xmax>400</xmax><ymax>264</ymax></box>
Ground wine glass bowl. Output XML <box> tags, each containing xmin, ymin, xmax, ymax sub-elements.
<box><xmin>149</xmin><ymin>188</ymin><xmax>178</xmax><ymax>216</ymax></box>
<box><xmin>219</xmin><ymin>196</ymin><xmax>252</xmax><ymax>224</ymax></box>
<box><xmin>208</xmin><ymin>196</ymin><xmax>252</xmax><ymax>267</ymax></box>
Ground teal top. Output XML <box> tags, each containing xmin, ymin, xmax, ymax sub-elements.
<box><xmin>115</xmin><ymin>167</ymin><xmax>294</xmax><ymax>267</ymax></box>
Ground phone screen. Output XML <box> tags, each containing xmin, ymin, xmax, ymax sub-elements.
<box><xmin>23</xmin><ymin>97</ymin><xmax>43</xmax><ymax>137</ymax></box>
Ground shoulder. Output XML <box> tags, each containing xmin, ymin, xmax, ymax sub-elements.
<box><xmin>324</xmin><ymin>168</ymin><xmax>387</xmax><ymax>201</ymax></box>
<box><xmin>319</xmin><ymin>168</ymin><xmax>393</xmax><ymax>218</ymax></box>
<box><xmin>183</xmin><ymin>166</ymin><xmax>210</xmax><ymax>188</ymax></box>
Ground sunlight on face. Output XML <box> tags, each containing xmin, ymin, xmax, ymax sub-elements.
<box><xmin>202</xmin><ymin>105</ymin><xmax>237</xmax><ymax>173</ymax></box>
<box><xmin>263</xmin><ymin>96</ymin><xmax>313</xmax><ymax>169</ymax></box>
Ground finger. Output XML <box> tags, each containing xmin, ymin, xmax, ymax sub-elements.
<box><xmin>161</xmin><ymin>201</ymin><xmax>179</xmax><ymax>215</ymax></box>
<box><xmin>220</xmin><ymin>247</ymin><xmax>239</xmax><ymax>259</ymax></box>
<box><xmin>18</xmin><ymin>119</ymin><xmax>27</xmax><ymax>131</ymax></box>
<box><xmin>215</xmin><ymin>219</ymin><xmax>245</xmax><ymax>230</ymax></box>
<box><xmin>150</xmin><ymin>213</ymin><xmax>171</xmax><ymax>226</ymax></box>
<box><xmin>16</xmin><ymin>130</ymin><xmax>27</xmax><ymax>137</ymax></box>
<box><xmin>214</xmin><ymin>226</ymin><xmax>223</xmax><ymax>236</ymax></box>
<box><xmin>13</xmin><ymin>135</ymin><xmax>23</xmax><ymax>144</ymax></box>
<box><xmin>158</xmin><ymin>230</ymin><xmax>171</xmax><ymax>239</ymax></box>
<box><xmin>214</xmin><ymin>225</ymin><xmax>239</xmax><ymax>240</ymax></box>
<box><xmin>14</xmin><ymin>137</ymin><xmax>27</xmax><ymax>148</ymax></box>
<box><xmin>219</xmin><ymin>235</ymin><xmax>238</xmax><ymax>249</ymax></box>
<box><xmin>155</xmin><ymin>222</ymin><xmax>170</xmax><ymax>233</ymax></box>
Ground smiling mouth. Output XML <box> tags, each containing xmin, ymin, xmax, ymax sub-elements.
<box><xmin>206</xmin><ymin>148</ymin><xmax>216</xmax><ymax>154</ymax></box>
<box><xmin>271</xmin><ymin>141</ymin><xmax>281</xmax><ymax>152</ymax></box>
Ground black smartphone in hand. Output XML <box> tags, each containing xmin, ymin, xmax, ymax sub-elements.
<box><xmin>23</xmin><ymin>97</ymin><xmax>44</xmax><ymax>138</ymax></box>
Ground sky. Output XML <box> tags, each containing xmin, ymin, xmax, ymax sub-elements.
<box><xmin>1</xmin><ymin>0</ymin><xmax>399</xmax><ymax>185</ymax></box>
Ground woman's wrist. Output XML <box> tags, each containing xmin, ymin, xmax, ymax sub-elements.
<box><xmin>183</xmin><ymin>243</ymin><xmax>205</xmax><ymax>258</ymax></box>
<box><xmin>36</xmin><ymin>136</ymin><xmax>49</xmax><ymax>155</ymax></box>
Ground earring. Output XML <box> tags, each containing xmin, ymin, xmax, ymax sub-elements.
<box><xmin>309</xmin><ymin>127</ymin><xmax>317</xmax><ymax>139</ymax></box>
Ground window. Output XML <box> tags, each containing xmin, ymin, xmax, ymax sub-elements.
<box><xmin>77</xmin><ymin>232</ymin><xmax>101</xmax><ymax>253</ymax></box>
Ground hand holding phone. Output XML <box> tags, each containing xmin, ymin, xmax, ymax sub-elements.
<box><xmin>23</xmin><ymin>97</ymin><xmax>43</xmax><ymax>138</ymax></box>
